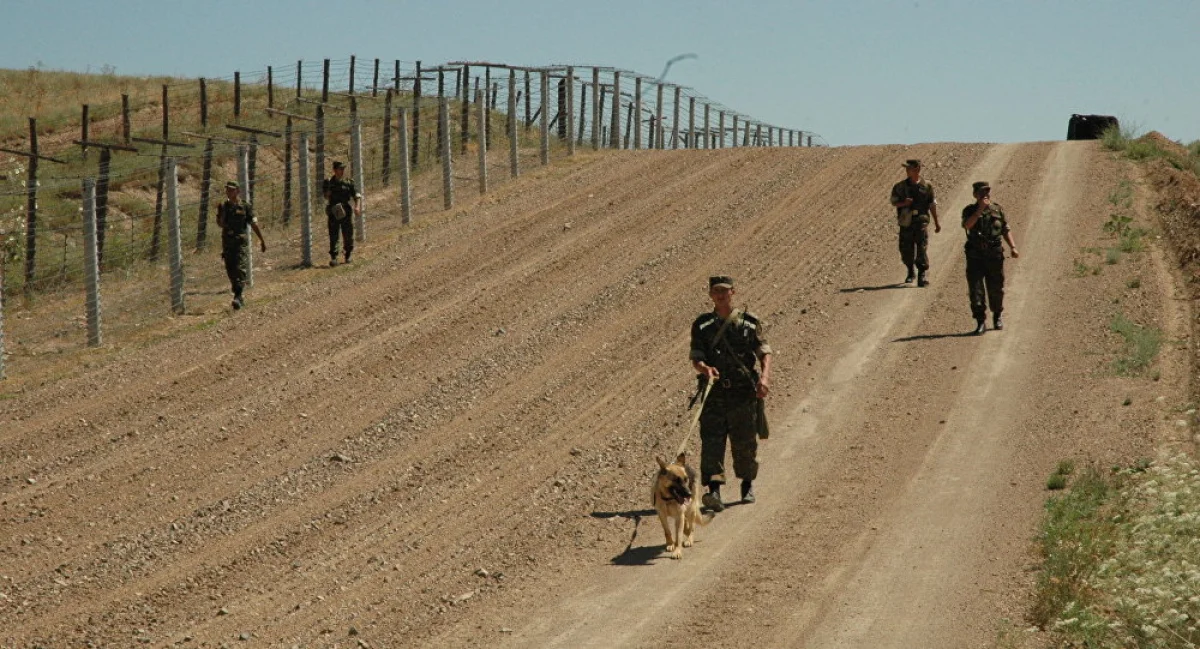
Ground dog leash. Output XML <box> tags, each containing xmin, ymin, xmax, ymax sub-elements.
<box><xmin>674</xmin><ymin>379</ymin><xmax>713</xmax><ymax>457</ymax></box>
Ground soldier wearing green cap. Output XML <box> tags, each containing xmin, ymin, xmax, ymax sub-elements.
<box><xmin>889</xmin><ymin>159</ymin><xmax>942</xmax><ymax>286</ymax></box>
<box><xmin>689</xmin><ymin>275</ymin><xmax>773</xmax><ymax>512</ymax></box>
<box><xmin>962</xmin><ymin>181</ymin><xmax>1019</xmax><ymax>334</ymax></box>
<box><xmin>323</xmin><ymin>160</ymin><xmax>361</xmax><ymax>267</ymax></box>
<box><xmin>216</xmin><ymin>180</ymin><xmax>267</xmax><ymax>310</ymax></box>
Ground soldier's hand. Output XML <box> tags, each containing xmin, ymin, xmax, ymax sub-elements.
<box><xmin>899</xmin><ymin>198</ymin><xmax>914</xmax><ymax>207</ymax></box>
<box><xmin>699</xmin><ymin>364</ymin><xmax>719</xmax><ymax>380</ymax></box>
<box><xmin>260</xmin><ymin>241</ymin><xmax>268</xmax><ymax>253</ymax></box>
<box><xmin>978</xmin><ymin>196</ymin><xmax>991</xmax><ymax>209</ymax></box>
<box><xmin>756</xmin><ymin>377</ymin><xmax>770</xmax><ymax>398</ymax></box>
<box><xmin>934</xmin><ymin>223</ymin><xmax>942</xmax><ymax>234</ymax></box>
<box><xmin>1010</xmin><ymin>247</ymin><xmax>1020</xmax><ymax>259</ymax></box>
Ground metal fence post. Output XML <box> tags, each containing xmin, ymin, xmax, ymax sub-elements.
<box><xmin>609</xmin><ymin>71</ymin><xmax>621</xmax><ymax>149</ymax></box>
<box><xmin>509</xmin><ymin>71</ymin><xmax>520</xmax><ymax>178</ymax></box>
<box><xmin>703</xmin><ymin>103</ymin><xmax>711</xmax><ymax>149</ymax></box>
<box><xmin>591</xmin><ymin>68</ymin><xmax>600</xmax><ymax>150</ymax></box>
<box><xmin>166</xmin><ymin>158</ymin><xmax>185</xmax><ymax>315</ymax></box>
<box><xmin>655</xmin><ymin>83</ymin><xmax>665</xmax><ymax>149</ymax></box>
<box><xmin>566</xmin><ymin>67</ymin><xmax>575</xmax><ymax>156</ymax></box>
<box><xmin>688</xmin><ymin>97</ymin><xmax>695</xmax><ymax>149</ymax></box>
<box><xmin>633</xmin><ymin>77</ymin><xmax>643</xmax><ymax>150</ymax></box>
<box><xmin>439</xmin><ymin>97</ymin><xmax>454</xmax><ymax>209</ymax></box>
<box><xmin>352</xmin><ymin>116</ymin><xmax>366</xmax><ymax>242</ymax></box>
<box><xmin>299</xmin><ymin>133</ymin><xmax>313</xmax><ymax>267</ymax></box>
<box><xmin>732</xmin><ymin>116</ymin><xmax>739</xmax><ymax>147</ymax></box>
<box><xmin>82</xmin><ymin>178</ymin><xmax>102</xmax><ymax>346</ymax></box>
<box><xmin>719</xmin><ymin>111</ymin><xmax>726</xmax><ymax>148</ymax></box>
<box><xmin>672</xmin><ymin>87</ymin><xmax>681</xmax><ymax>149</ymax></box>
<box><xmin>397</xmin><ymin>108</ymin><xmax>412</xmax><ymax>225</ymax></box>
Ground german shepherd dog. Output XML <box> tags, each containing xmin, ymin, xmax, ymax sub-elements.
<box><xmin>652</xmin><ymin>452</ymin><xmax>710</xmax><ymax>559</ymax></box>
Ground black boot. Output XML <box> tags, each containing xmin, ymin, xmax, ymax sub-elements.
<box><xmin>917</xmin><ymin>270</ymin><xmax>929</xmax><ymax>287</ymax></box>
<box><xmin>904</xmin><ymin>266</ymin><xmax>915</xmax><ymax>284</ymax></box>
<box><xmin>973</xmin><ymin>318</ymin><xmax>986</xmax><ymax>335</ymax></box>
<box><xmin>740</xmin><ymin>480</ymin><xmax>755</xmax><ymax>504</ymax></box>
<box><xmin>993</xmin><ymin>313</ymin><xmax>1004</xmax><ymax>330</ymax></box>
<box><xmin>701</xmin><ymin>484</ymin><xmax>725</xmax><ymax>513</ymax></box>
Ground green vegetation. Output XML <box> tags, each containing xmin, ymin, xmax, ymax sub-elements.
<box><xmin>1034</xmin><ymin>456</ymin><xmax>1200</xmax><ymax>648</ymax></box>
<box><xmin>1101</xmin><ymin>124</ymin><xmax>1200</xmax><ymax>176</ymax></box>
<box><xmin>1109</xmin><ymin>312</ymin><xmax>1163</xmax><ymax>376</ymax></box>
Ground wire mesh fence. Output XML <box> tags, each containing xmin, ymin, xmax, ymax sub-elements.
<box><xmin>0</xmin><ymin>56</ymin><xmax>824</xmax><ymax>378</ymax></box>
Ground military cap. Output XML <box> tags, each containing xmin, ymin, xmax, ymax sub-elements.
<box><xmin>332</xmin><ymin>160</ymin><xmax>346</xmax><ymax>170</ymax></box>
<box><xmin>709</xmin><ymin>275</ymin><xmax>734</xmax><ymax>289</ymax></box>
<box><xmin>224</xmin><ymin>180</ymin><xmax>239</xmax><ymax>190</ymax></box>
<box><xmin>972</xmin><ymin>181</ymin><xmax>991</xmax><ymax>192</ymax></box>
<box><xmin>902</xmin><ymin>159</ymin><xmax>922</xmax><ymax>168</ymax></box>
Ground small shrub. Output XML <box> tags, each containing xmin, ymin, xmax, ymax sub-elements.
<box><xmin>1126</xmin><ymin>277</ymin><xmax>1141</xmax><ymax>289</ymax></box>
<box><xmin>1105</xmin><ymin>248</ymin><xmax>1121</xmax><ymax>265</ymax></box>
<box><xmin>1109</xmin><ymin>313</ymin><xmax>1162</xmax><ymax>375</ymax></box>
<box><xmin>1046</xmin><ymin>474</ymin><xmax>1068</xmax><ymax>490</ymax></box>
<box><xmin>1056</xmin><ymin>459</ymin><xmax>1076</xmax><ymax>476</ymax></box>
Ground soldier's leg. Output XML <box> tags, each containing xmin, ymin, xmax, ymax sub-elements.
<box><xmin>698</xmin><ymin>406</ymin><xmax>729</xmax><ymax>487</ymax></box>
<box><xmin>327</xmin><ymin>212</ymin><xmax>341</xmax><ymax>260</ymax></box>
<box><xmin>222</xmin><ymin>248</ymin><xmax>239</xmax><ymax>294</ymax></box>
<box><xmin>914</xmin><ymin>224</ymin><xmax>930</xmax><ymax>271</ymax></box>
<box><xmin>966</xmin><ymin>256</ymin><xmax>987</xmax><ymax>321</ymax></box>
<box><xmin>341</xmin><ymin>216</ymin><xmax>354</xmax><ymax>259</ymax></box>
<box><xmin>235</xmin><ymin>245</ymin><xmax>250</xmax><ymax>298</ymax></box>
<box><xmin>898</xmin><ymin>228</ymin><xmax>915</xmax><ymax>269</ymax></box>
<box><xmin>986</xmin><ymin>258</ymin><xmax>1005</xmax><ymax>315</ymax></box>
<box><xmin>727</xmin><ymin>400</ymin><xmax>760</xmax><ymax>482</ymax></box>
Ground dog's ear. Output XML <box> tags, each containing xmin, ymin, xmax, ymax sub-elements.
<box><xmin>675</xmin><ymin>451</ymin><xmax>688</xmax><ymax>466</ymax></box>
<box><xmin>655</xmin><ymin>456</ymin><xmax>669</xmax><ymax>471</ymax></box>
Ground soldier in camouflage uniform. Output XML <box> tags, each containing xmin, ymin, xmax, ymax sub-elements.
<box><xmin>216</xmin><ymin>181</ymin><xmax>267</xmax><ymax>310</ymax></box>
<box><xmin>690</xmin><ymin>275</ymin><xmax>773</xmax><ymax>512</ymax></box>
<box><xmin>962</xmin><ymin>181</ymin><xmax>1020</xmax><ymax>334</ymax></box>
<box><xmin>323</xmin><ymin>160</ymin><xmax>362</xmax><ymax>267</ymax></box>
<box><xmin>889</xmin><ymin>159</ymin><xmax>942</xmax><ymax>286</ymax></box>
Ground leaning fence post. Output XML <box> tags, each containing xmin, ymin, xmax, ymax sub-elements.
<box><xmin>166</xmin><ymin>158</ymin><xmax>185</xmax><ymax>315</ymax></box>
<box><xmin>199</xmin><ymin>78</ymin><xmax>208</xmax><ymax>129</ymax></box>
<box><xmin>82</xmin><ymin>178</ymin><xmax>102</xmax><ymax>347</ymax></box>
<box><xmin>234</xmin><ymin>71</ymin><xmax>241</xmax><ymax>118</ymax></box>
<box><xmin>477</xmin><ymin>89</ymin><xmax>488</xmax><ymax>195</ymax></box>
<box><xmin>540</xmin><ymin>69</ymin><xmax>550</xmax><ymax>165</ymax></box>
<box><xmin>382</xmin><ymin>89</ymin><xmax>393</xmax><ymax>187</ymax></box>
<box><xmin>397</xmin><ymin>108</ymin><xmax>412</xmax><ymax>225</ymax></box>
<box><xmin>655</xmin><ymin>84</ymin><xmax>665</xmax><ymax>149</ymax></box>
<box><xmin>439</xmin><ymin>97</ymin><xmax>454</xmax><ymax>209</ymax></box>
<box><xmin>703</xmin><ymin>104</ymin><xmax>711</xmax><ymax>149</ymax></box>
<box><xmin>299</xmin><ymin>133</ymin><xmax>313</xmax><ymax>267</ymax></box>
<box><xmin>237</xmin><ymin>146</ymin><xmax>253</xmax><ymax>287</ymax></box>
<box><xmin>688</xmin><ymin>97</ymin><xmax>695</xmax><ymax>149</ymax></box>
<box><xmin>351</xmin><ymin>116</ymin><xmax>366</xmax><ymax>242</ymax></box>
<box><xmin>718</xmin><ymin>111</ymin><xmax>726</xmax><ymax>148</ymax></box>
<box><xmin>508</xmin><ymin>71</ymin><xmax>520</xmax><ymax>178</ymax></box>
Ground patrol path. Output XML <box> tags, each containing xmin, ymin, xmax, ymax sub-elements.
<box><xmin>0</xmin><ymin>142</ymin><xmax>1187</xmax><ymax>648</ymax></box>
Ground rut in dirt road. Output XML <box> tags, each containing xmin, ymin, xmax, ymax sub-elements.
<box><xmin>0</xmin><ymin>142</ymin><xmax>1180</xmax><ymax>649</ymax></box>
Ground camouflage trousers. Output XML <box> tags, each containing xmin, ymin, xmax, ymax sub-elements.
<box><xmin>327</xmin><ymin>210</ymin><xmax>354</xmax><ymax>259</ymax></box>
<box><xmin>699</xmin><ymin>394</ymin><xmax>759</xmax><ymax>486</ymax></box>
<box><xmin>898</xmin><ymin>222</ymin><xmax>929</xmax><ymax>271</ymax></box>
<box><xmin>966</xmin><ymin>253</ymin><xmax>1005</xmax><ymax>320</ymax></box>
<box><xmin>221</xmin><ymin>242</ymin><xmax>249</xmax><ymax>296</ymax></box>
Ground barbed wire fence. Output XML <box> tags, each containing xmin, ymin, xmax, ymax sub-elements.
<box><xmin>0</xmin><ymin>55</ymin><xmax>825</xmax><ymax>380</ymax></box>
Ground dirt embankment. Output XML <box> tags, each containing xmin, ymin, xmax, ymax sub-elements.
<box><xmin>0</xmin><ymin>140</ymin><xmax>1191</xmax><ymax>649</ymax></box>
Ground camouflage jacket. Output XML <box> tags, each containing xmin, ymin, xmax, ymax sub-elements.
<box><xmin>961</xmin><ymin>203</ymin><xmax>1010</xmax><ymax>257</ymax></box>
<box><xmin>890</xmin><ymin>179</ymin><xmax>936</xmax><ymax>226</ymax></box>
<box><xmin>689</xmin><ymin>310</ymin><xmax>772</xmax><ymax>395</ymax></box>
<box><xmin>218</xmin><ymin>200</ymin><xmax>255</xmax><ymax>246</ymax></box>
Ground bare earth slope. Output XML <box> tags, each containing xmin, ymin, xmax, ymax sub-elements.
<box><xmin>0</xmin><ymin>141</ymin><xmax>1189</xmax><ymax>648</ymax></box>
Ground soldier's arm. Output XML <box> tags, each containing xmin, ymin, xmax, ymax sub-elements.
<box><xmin>251</xmin><ymin>222</ymin><xmax>267</xmax><ymax>252</ymax></box>
<box><xmin>890</xmin><ymin>184</ymin><xmax>911</xmax><ymax>207</ymax></box>
<box><xmin>1001</xmin><ymin>214</ymin><xmax>1019</xmax><ymax>257</ymax></box>
<box><xmin>215</xmin><ymin>203</ymin><xmax>225</xmax><ymax>228</ymax></box>
<box><xmin>690</xmin><ymin>321</ymin><xmax>719</xmax><ymax>379</ymax></box>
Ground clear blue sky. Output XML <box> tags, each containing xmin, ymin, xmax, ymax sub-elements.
<box><xmin>2</xmin><ymin>0</ymin><xmax>1196</xmax><ymax>146</ymax></box>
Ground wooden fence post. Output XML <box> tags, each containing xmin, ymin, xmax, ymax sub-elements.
<box><xmin>655</xmin><ymin>84</ymin><xmax>664</xmax><ymax>149</ymax></box>
<box><xmin>151</xmin><ymin>84</ymin><xmax>169</xmax><ymax>262</ymax></box>
<box><xmin>397</xmin><ymin>107</ymin><xmax>412</xmax><ymax>225</ymax></box>
<box><xmin>703</xmin><ymin>103</ymin><xmax>711</xmax><ymax>149</ymax></box>
<box><xmin>322</xmin><ymin>58</ymin><xmax>330</xmax><ymax>103</ymax></box>
<box><xmin>197</xmin><ymin>139</ymin><xmax>213</xmax><ymax>248</ymax></box>
<box><xmin>200</xmin><ymin>78</ymin><xmax>208</xmax><ymax>128</ymax></box>
<box><xmin>23</xmin><ymin>120</ymin><xmax>35</xmax><ymax>295</ymax></box>
<box><xmin>566</xmin><ymin>67</ymin><xmax>575</xmax><ymax>156</ymax></box>
<box><xmin>315</xmin><ymin>105</ymin><xmax>325</xmax><ymax>187</ymax></box>
<box><xmin>439</xmin><ymin>97</ymin><xmax>453</xmax><ymax>209</ymax></box>
<box><xmin>82</xmin><ymin>178</ymin><xmax>102</xmax><ymax>347</ymax></box>
<box><xmin>349</xmin><ymin>55</ymin><xmax>356</xmax><ymax>94</ymax></box>
<box><xmin>609</xmin><ymin>71</ymin><xmax>621</xmax><ymax>149</ymax></box>
<box><xmin>81</xmin><ymin>104</ymin><xmax>89</xmax><ymax>160</ymax></box>
<box><xmin>623</xmin><ymin>101</ymin><xmax>634</xmax><ymax>149</ymax></box>
<box><xmin>234</xmin><ymin>71</ymin><xmax>241</xmax><ymax>118</ymax></box>
<box><xmin>731</xmin><ymin>116</ymin><xmax>739</xmax><ymax>147</ymax></box>
<box><xmin>299</xmin><ymin>133</ymin><xmax>313</xmax><ymax>267</ymax></box>
<box><xmin>238</xmin><ymin>146</ymin><xmax>253</xmax><ymax>287</ymax></box>
<box><xmin>296</xmin><ymin>59</ymin><xmax>303</xmax><ymax>98</ymax></box>
<box><xmin>718</xmin><ymin>111</ymin><xmax>725</xmax><ymax>148</ymax></box>
<box><xmin>688</xmin><ymin>97</ymin><xmax>695</xmax><ymax>149</ymax></box>
<box><xmin>436</xmin><ymin>69</ymin><xmax>445</xmax><ymax>159</ymax></box>
<box><xmin>283</xmin><ymin>118</ymin><xmax>293</xmax><ymax>224</ymax></box>
<box><xmin>743</xmin><ymin>121</ymin><xmax>751</xmax><ymax>146</ymax></box>
<box><xmin>633</xmin><ymin>77</ymin><xmax>643</xmax><ymax>149</ymax></box>
<box><xmin>395</xmin><ymin>60</ymin><xmax>400</xmax><ymax>91</ymax></box>
<box><xmin>477</xmin><ymin>89</ymin><xmax>488</xmax><ymax>194</ymax></box>
<box><xmin>485</xmin><ymin>66</ymin><xmax>494</xmax><ymax>148</ymax></box>
<box><xmin>591</xmin><ymin>68</ymin><xmax>600</xmax><ymax>150</ymax></box>
<box><xmin>460</xmin><ymin>64</ymin><xmax>471</xmax><ymax>156</ymax></box>
<box><xmin>509</xmin><ymin>70</ymin><xmax>519</xmax><ymax>178</ymax></box>
<box><xmin>672</xmin><ymin>87</ymin><xmax>681</xmax><ymax>149</ymax></box>
<box><xmin>540</xmin><ymin>69</ymin><xmax>550</xmax><ymax>165</ymax></box>
<box><xmin>268</xmin><ymin>66</ymin><xmax>274</xmax><ymax>108</ymax></box>
<box><xmin>524</xmin><ymin>70</ymin><xmax>532</xmax><ymax>131</ymax></box>
<box><xmin>121</xmin><ymin>94</ymin><xmax>131</xmax><ymax>143</ymax></box>
<box><xmin>382</xmin><ymin>89</ymin><xmax>393</xmax><ymax>186</ymax></box>
<box><xmin>412</xmin><ymin>60</ymin><xmax>422</xmax><ymax>169</ymax></box>
<box><xmin>577</xmin><ymin>81</ymin><xmax>588</xmax><ymax>144</ymax></box>
<box><xmin>166</xmin><ymin>158</ymin><xmax>185</xmax><ymax>315</ymax></box>
<box><xmin>352</xmin><ymin>116</ymin><xmax>366</xmax><ymax>242</ymax></box>
<box><xmin>372</xmin><ymin>58</ymin><xmax>380</xmax><ymax>97</ymax></box>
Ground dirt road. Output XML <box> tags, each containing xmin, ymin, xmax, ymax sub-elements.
<box><xmin>0</xmin><ymin>141</ymin><xmax>1188</xmax><ymax>648</ymax></box>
